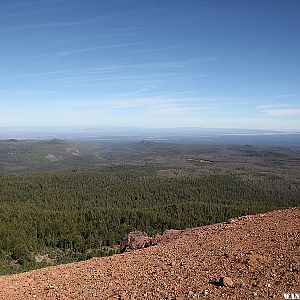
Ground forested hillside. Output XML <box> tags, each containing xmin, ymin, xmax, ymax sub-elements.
<box><xmin>0</xmin><ymin>164</ymin><xmax>299</xmax><ymax>275</ymax></box>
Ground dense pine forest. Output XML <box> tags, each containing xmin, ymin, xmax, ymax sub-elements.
<box><xmin>0</xmin><ymin>140</ymin><xmax>299</xmax><ymax>274</ymax></box>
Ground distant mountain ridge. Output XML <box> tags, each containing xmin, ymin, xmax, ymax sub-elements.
<box><xmin>0</xmin><ymin>126</ymin><xmax>299</xmax><ymax>146</ymax></box>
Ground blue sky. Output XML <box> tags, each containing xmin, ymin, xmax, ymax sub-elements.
<box><xmin>0</xmin><ymin>0</ymin><xmax>299</xmax><ymax>130</ymax></box>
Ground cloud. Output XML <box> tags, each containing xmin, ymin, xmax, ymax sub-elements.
<box><xmin>15</xmin><ymin>93</ymin><xmax>209</xmax><ymax>113</ymax></box>
<box><xmin>56</xmin><ymin>27</ymin><xmax>143</xmax><ymax>46</ymax></box>
<box><xmin>11</xmin><ymin>70</ymin><xmax>68</xmax><ymax>79</ymax></box>
<box><xmin>258</xmin><ymin>105</ymin><xmax>300</xmax><ymax>116</ymax></box>
<box><xmin>36</xmin><ymin>42</ymin><xmax>143</xmax><ymax>64</ymax></box>
<box><xmin>0</xmin><ymin>89</ymin><xmax>61</xmax><ymax>96</ymax></box>
<box><xmin>0</xmin><ymin>3</ymin><xmax>80</xmax><ymax>19</ymax></box>
<box><xmin>263</xmin><ymin>108</ymin><xmax>300</xmax><ymax>116</ymax></box>
<box><xmin>274</xmin><ymin>94</ymin><xmax>295</xmax><ymax>98</ymax></box>
<box><xmin>244</xmin><ymin>33</ymin><xmax>274</xmax><ymax>38</ymax></box>
<box><xmin>1</xmin><ymin>0</ymin><xmax>67</xmax><ymax>9</ymax></box>
<box><xmin>132</xmin><ymin>44</ymin><xmax>194</xmax><ymax>53</ymax></box>
<box><xmin>5</xmin><ymin>13</ymin><xmax>119</xmax><ymax>32</ymax></box>
<box><xmin>9</xmin><ymin>20</ymin><xmax>93</xmax><ymax>31</ymax></box>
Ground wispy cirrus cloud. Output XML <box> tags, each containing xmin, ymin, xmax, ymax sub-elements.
<box><xmin>132</xmin><ymin>44</ymin><xmax>194</xmax><ymax>53</ymax></box>
<box><xmin>0</xmin><ymin>4</ymin><xmax>81</xmax><ymax>19</ymax></box>
<box><xmin>263</xmin><ymin>108</ymin><xmax>300</xmax><ymax>116</ymax></box>
<box><xmin>6</xmin><ymin>59</ymin><xmax>213</xmax><ymax>90</ymax></box>
<box><xmin>55</xmin><ymin>27</ymin><xmax>143</xmax><ymax>46</ymax></box>
<box><xmin>0</xmin><ymin>89</ymin><xmax>61</xmax><ymax>96</ymax></box>
<box><xmin>5</xmin><ymin>13</ymin><xmax>120</xmax><ymax>32</ymax></box>
<box><xmin>1</xmin><ymin>0</ymin><xmax>68</xmax><ymax>9</ymax></box>
<box><xmin>49</xmin><ymin>73</ymin><xmax>213</xmax><ymax>86</ymax></box>
<box><xmin>274</xmin><ymin>94</ymin><xmax>295</xmax><ymax>98</ymax></box>
<box><xmin>14</xmin><ymin>93</ymin><xmax>209</xmax><ymax>113</ymax></box>
<box><xmin>7</xmin><ymin>20</ymin><xmax>97</xmax><ymax>32</ymax></box>
<box><xmin>258</xmin><ymin>105</ymin><xmax>300</xmax><ymax>116</ymax></box>
<box><xmin>35</xmin><ymin>42</ymin><xmax>143</xmax><ymax>64</ymax></box>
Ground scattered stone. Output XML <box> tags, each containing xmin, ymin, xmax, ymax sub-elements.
<box><xmin>220</xmin><ymin>277</ymin><xmax>234</xmax><ymax>287</ymax></box>
<box><xmin>10</xmin><ymin>260</ymin><xmax>21</xmax><ymax>268</ymax></box>
<box><xmin>44</xmin><ymin>284</ymin><xmax>55</xmax><ymax>292</ymax></box>
<box><xmin>33</xmin><ymin>253</ymin><xmax>55</xmax><ymax>264</ymax></box>
<box><xmin>45</xmin><ymin>154</ymin><xmax>60</xmax><ymax>162</ymax></box>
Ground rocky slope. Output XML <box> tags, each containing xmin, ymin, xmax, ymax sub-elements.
<box><xmin>0</xmin><ymin>208</ymin><xmax>299</xmax><ymax>300</ymax></box>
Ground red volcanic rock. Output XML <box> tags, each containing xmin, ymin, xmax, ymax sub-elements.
<box><xmin>120</xmin><ymin>231</ymin><xmax>152</xmax><ymax>252</ymax></box>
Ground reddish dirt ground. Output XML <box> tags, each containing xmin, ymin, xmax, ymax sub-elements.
<box><xmin>0</xmin><ymin>208</ymin><xmax>299</xmax><ymax>300</ymax></box>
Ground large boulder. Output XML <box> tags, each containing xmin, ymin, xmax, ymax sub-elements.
<box><xmin>120</xmin><ymin>231</ymin><xmax>152</xmax><ymax>252</ymax></box>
